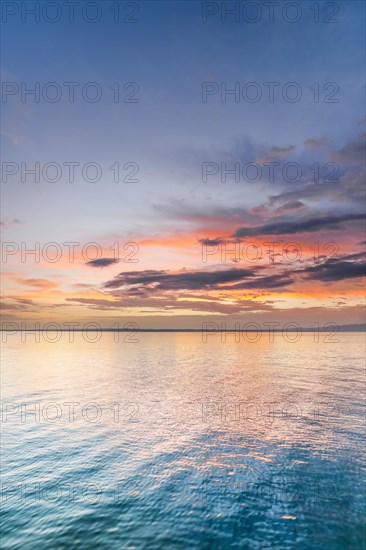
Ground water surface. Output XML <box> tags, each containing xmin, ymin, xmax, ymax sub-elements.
<box><xmin>1</xmin><ymin>332</ymin><xmax>365</xmax><ymax>549</ymax></box>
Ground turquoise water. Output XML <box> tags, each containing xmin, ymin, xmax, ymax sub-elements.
<box><xmin>1</xmin><ymin>332</ymin><xmax>365</xmax><ymax>549</ymax></box>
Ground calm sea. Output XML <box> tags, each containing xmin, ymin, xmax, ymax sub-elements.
<box><xmin>1</xmin><ymin>332</ymin><xmax>365</xmax><ymax>549</ymax></box>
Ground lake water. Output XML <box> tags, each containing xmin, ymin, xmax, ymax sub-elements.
<box><xmin>1</xmin><ymin>332</ymin><xmax>365</xmax><ymax>549</ymax></box>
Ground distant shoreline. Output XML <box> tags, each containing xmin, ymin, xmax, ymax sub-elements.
<box><xmin>1</xmin><ymin>325</ymin><xmax>365</xmax><ymax>332</ymax></box>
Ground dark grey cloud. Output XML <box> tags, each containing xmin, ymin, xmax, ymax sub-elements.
<box><xmin>86</xmin><ymin>258</ymin><xmax>119</xmax><ymax>268</ymax></box>
<box><xmin>302</xmin><ymin>260</ymin><xmax>366</xmax><ymax>282</ymax></box>
<box><xmin>280</xmin><ymin>200</ymin><xmax>305</xmax><ymax>210</ymax></box>
<box><xmin>104</xmin><ymin>268</ymin><xmax>256</xmax><ymax>291</ymax></box>
<box><xmin>221</xmin><ymin>274</ymin><xmax>294</xmax><ymax>290</ymax></box>
<box><xmin>340</xmin><ymin>252</ymin><xmax>366</xmax><ymax>261</ymax></box>
<box><xmin>233</xmin><ymin>213</ymin><xmax>365</xmax><ymax>238</ymax></box>
<box><xmin>199</xmin><ymin>238</ymin><xmax>227</xmax><ymax>246</ymax></box>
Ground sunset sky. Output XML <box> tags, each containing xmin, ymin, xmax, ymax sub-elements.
<box><xmin>1</xmin><ymin>0</ymin><xmax>365</xmax><ymax>328</ymax></box>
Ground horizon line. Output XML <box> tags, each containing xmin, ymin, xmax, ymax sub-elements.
<box><xmin>0</xmin><ymin>325</ymin><xmax>365</xmax><ymax>333</ymax></box>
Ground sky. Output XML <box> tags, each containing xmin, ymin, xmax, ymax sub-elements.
<box><xmin>1</xmin><ymin>0</ymin><xmax>365</xmax><ymax>329</ymax></box>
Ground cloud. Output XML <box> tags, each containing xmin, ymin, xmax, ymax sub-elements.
<box><xmin>304</xmin><ymin>138</ymin><xmax>327</xmax><ymax>148</ymax></box>
<box><xmin>1</xmin><ymin>218</ymin><xmax>24</xmax><ymax>228</ymax></box>
<box><xmin>221</xmin><ymin>273</ymin><xmax>294</xmax><ymax>290</ymax></box>
<box><xmin>66</xmin><ymin>294</ymin><xmax>275</xmax><ymax>315</ymax></box>
<box><xmin>330</xmin><ymin>133</ymin><xmax>366</xmax><ymax>165</ymax></box>
<box><xmin>103</xmin><ymin>268</ymin><xmax>256</xmax><ymax>291</ymax></box>
<box><xmin>199</xmin><ymin>238</ymin><xmax>227</xmax><ymax>246</ymax></box>
<box><xmin>268</xmin><ymin>169</ymin><xmax>365</xmax><ymax>207</ymax></box>
<box><xmin>1</xmin><ymin>297</ymin><xmax>37</xmax><ymax>312</ymax></box>
<box><xmin>268</xmin><ymin>145</ymin><xmax>295</xmax><ymax>157</ymax></box>
<box><xmin>265</xmin><ymin>130</ymin><xmax>365</xmax><ymax>208</ymax></box>
<box><xmin>13</xmin><ymin>278</ymin><xmax>59</xmax><ymax>289</ymax></box>
<box><xmin>255</xmin><ymin>144</ymin><xmax>296</xmax><ymax>164</ymax></box>
<box><xmin>340</xmin><ymin>252</ymin><xmax>366</xmax><ymax>261</ymax></box>
<box><xmin>302</xmin><ymin>260</ymin><xmax>366</xmax><ymax>282</ymax></box>
<box><xmin>278</xmin><ymin>200</ymin><xmax>305</xmax><ymax>211</ymax></box>
<box><xmin>233</xmin><ymin>213</ymin><xmax>365</xmax><ymax>238</ymax></box>
<box><xmin>13</xmin><ymin>298</ymin><xmax>35</xmax><ymax>305</ymax></box>
<box><xmin>86</xmin><ymin>257</ymin><xmax>119</xmax><ymax>268</ymax></box>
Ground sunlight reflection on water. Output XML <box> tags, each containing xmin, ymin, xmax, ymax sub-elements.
<box><xmin>1</xmin><ymin>333</ymin><xmax>365</xmax><ymax>549</ymax></box>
